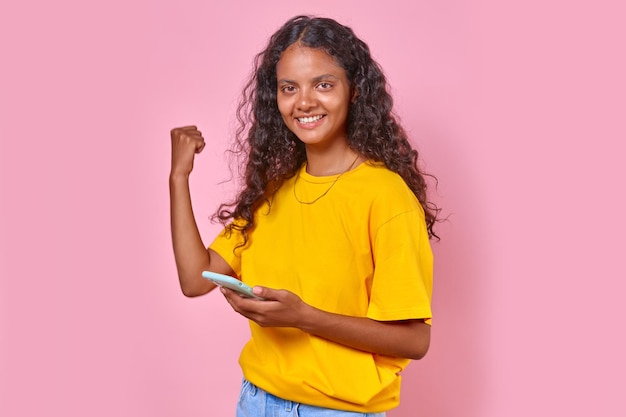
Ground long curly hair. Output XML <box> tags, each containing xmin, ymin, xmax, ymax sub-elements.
<box><xmin>216</xmin><ymin>15</ymin><xmax>440</xmax><ymax>244</ymax></box>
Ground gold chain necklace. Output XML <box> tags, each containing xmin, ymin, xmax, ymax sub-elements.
<box><xmin>293</xmin><ymin>154</ymin><xmax>360</xmax><ymax>205</ymax></box>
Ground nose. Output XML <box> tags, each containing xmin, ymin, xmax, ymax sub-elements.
<box><xmin>296</xmin><ymin>88</ymin><xmax>317</xmax><ymax>111</ymax></box>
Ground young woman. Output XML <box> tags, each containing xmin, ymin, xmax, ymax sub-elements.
<box><xmin>170</xmin><ymin>15</ymin><xmax>439</xmax><ymax>417</ymax></box>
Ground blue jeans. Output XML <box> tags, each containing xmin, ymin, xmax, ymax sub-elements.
<box><xmin>236</xmin><ymin>379</ymin><xmax>386</xmax><ymax>417</ymax></box>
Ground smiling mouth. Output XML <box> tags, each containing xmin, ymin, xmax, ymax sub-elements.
<box><xmin>297</xmin><ymin>115</ymin><xmax>325</xmax><ymax>124</ymax></box>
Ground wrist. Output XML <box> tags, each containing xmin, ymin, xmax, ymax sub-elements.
<box><xmin>298</xmin><ymin>304</ymin><xmax>324</xmax><ymax>334</ymax></box>
<box><xmin>169</xmin><ymin>171</ymin><xmax>190</xmax><ymax>184</ymax></box>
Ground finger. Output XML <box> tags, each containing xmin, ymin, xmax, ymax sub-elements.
<box><xmin>221</xmin><ymin>286</ymin><xmax>235</xmax><ymax>300</ymax></box>
<box><xmin>176</xmin><ymin>125</ymin><xmax>198</xmax><ymax>132</ymax></box>
<box><xmin>185</xmin><ymin>130</ymin><xmax>203</xmax><ymax>138</ymax></box>
<box><xmin>252</xmin><ymin>286</ymin><xmax>265</xmax><ymax>298</ymax></box>
<box><xmin>252</xmin><ymin>286</ymin><xmax>279</xmax><ymax>300</ymax></box>
<box><xmin>171</xmin><ymin>126</ymin><xmax>202</xmax><ymax>140</ymax></box>
<box><xmin>221</xmin><ymin>287</ymin><xmax>249</xmax><ymax>306</ymax></box>
<box><xmin>172</xmin><ymin>131</ymin><xmax>204</xmax><ymax>149</ymax></box>
<box><xmin>220</xmin><ymin>287</ymin><xmax>239</xmax><ymax>310</ymax></box>
<box><xmin>179</xmin><ymin>128</ymin><xmax>204</xmax><ymax>142</ymax></box>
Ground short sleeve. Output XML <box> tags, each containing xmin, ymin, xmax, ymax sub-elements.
<box><xmin>366</xmin><ymin>210</ymin><xmax>433</xmax><ymax>324</ymax></box>
<box><xmin>209</xmin><ymin>225</ymin><xmax>245</xmax><ymax>276</ymax></box>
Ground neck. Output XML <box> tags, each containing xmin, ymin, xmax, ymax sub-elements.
<box><xmin>305</xmin><ymin>147</ymin><xmax>361</xmax><ymax>176</ymax></box>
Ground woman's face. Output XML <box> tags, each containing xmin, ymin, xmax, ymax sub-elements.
<box><xmin>276</xmin><ymin>45</ymin><xmax>352</xmax><ymax>151</ymax></box>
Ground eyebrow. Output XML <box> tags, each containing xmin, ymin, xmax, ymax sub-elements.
<box><xmin>277</xmin><ymin>74</ymin><xmax>340</xmax><ymax>84</ymax></box>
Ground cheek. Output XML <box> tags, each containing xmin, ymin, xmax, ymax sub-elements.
<box><xmin>276</xmin><ymin>103</ymin><xmax>294</xmax><ymax>130</ymax></box>
<box><xmin>322</xmin><ymin>94</ymin><xmax>350</xmax><ymax>113</ymax></box>
<box><xmin>278</xmin><ymin>109</ymin><xmax>291</xmax><ymax>126</ymax></box>
<box><xmin>276</xmin><ymin>96</ymin><xmax>291</xmax><ymax>117</ymax></box>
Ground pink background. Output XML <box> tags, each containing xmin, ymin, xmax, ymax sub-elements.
<box><xmin>1</xmin><ymin>1</ymin><xmax>625</xmax><ymax>416</ymax></box>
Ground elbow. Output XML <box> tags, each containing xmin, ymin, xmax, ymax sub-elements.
<box><xmin>181</xmin><ymin>287</ymin><xmax>200</xmax><ymax>298</ymax></box>
<box><xmin>180</xmin><ymin>282</ymin><xmax>208</xmax><ymax>298</ymax></box>
<box><xmin>407</xmin><ymin>344</ymin><xmax>430</xmax><ymax>360</ymax></box>
<box><xmin>400</xmin><ymin>335</ymin><xmax>429</xmax><ymax>360</ymax></box>
<box><xmin>178</xmin><ymin>270</ymin><xmax>215</xmax><ymax>297</ymax></box>
<box><xmin>404</xmin><ymin>321</ymin><xmax>431</xmax><ymax>360</ymax></box>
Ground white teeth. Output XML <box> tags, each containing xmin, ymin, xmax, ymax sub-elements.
<box><xmin>298</xmin><ymin>115</ymin><xmax>323</xmax><ymax>124</ymax></box>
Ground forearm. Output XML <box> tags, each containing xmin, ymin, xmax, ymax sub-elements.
<box><xmin>222</xmin><ymin>286</ymin><xmax>431</xmax><ymax>359</ymax></box>
<box><xmin>169</xmin><ymin>173</ymin><xmax>213</xmax><ymax>296</ymax></box>
<box><xmin>299</xmin><ymin>307</ymin><xmax>430</xmax><ymax>360</ymax></box>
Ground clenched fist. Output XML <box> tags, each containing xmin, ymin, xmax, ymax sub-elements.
<box><xmin>170</xmin><ymin>125</ymin><xmax>206</xmax><ymax>177</ymax></box>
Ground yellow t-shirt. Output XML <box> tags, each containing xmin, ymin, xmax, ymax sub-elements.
<box><xmin>210</xmin><ymin>161</ymin><xmax>433</xmax><ymax>412</ymax></box>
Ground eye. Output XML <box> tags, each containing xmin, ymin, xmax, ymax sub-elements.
<box><xmin>280</xmin><ymin>85</ymin><xmax>297</xmax><ymax>94</ymax></box>
<box><xmin>317</xmin><ymin>82</ymin><xmax>332</xmax><ymax>90</ymax></box>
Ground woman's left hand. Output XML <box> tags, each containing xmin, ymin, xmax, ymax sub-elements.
<box><xmin>220</xmin><ymin>286</ymin><xmax>311</xmax><ymax>328</ymax></box>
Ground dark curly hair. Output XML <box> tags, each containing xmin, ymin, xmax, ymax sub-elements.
<box><xmin>216</xmin><ymin>15</ymin><xmax>440</xmax><ymax>244</ymax></box>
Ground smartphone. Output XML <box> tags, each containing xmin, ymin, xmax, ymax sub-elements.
<box><xmin>201</xmin><ymin>271</ymin><xmax>264</xmax><ymax>299</ymax></box>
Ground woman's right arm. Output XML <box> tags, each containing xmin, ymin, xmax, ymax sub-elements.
<box><xmin>169</xmin><ymin>126</ymin><xmax>234</xmax><ymax>297</ymax></box>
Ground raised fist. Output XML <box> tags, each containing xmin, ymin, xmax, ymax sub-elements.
<box><xmin>170</xmin><ymin>125</ymin><xmax>206</xmax><ymax>177</ymax></box>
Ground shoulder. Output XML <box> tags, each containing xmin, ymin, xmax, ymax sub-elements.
<box><xmin>343</xmin><ymin>162</ymin><xmax>425</xmax><ymax>226</ymax></box>
<box><xmin>355</xmin><ymin>162</ymin><xmax>420</xmax><ymax>206</ymax></box>
<box><xmin>357</xmin><ymin>162</ymin><xmax>409</xmax><ymax>186</ymax></box>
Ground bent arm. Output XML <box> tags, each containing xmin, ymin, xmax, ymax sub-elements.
<box><xmin>300</xmin><ymin>308</ymin><xmax>430</xmax><ymax>360</ymax></box>
<box><xmin>169</xmin><ymin>126</ymin><xmax>234</xmax><ymax>297</ymax></box>
<box><xmin>169</xmin><ymin>174</ymin><xmax>218</xmax><ymax>296</ymax></box>
<box><xmin>221</xmin><ymin>286</ymin><xmax>430</xmax><ymax>359</ymax></box>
